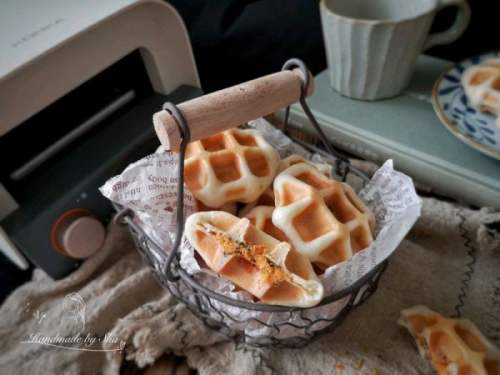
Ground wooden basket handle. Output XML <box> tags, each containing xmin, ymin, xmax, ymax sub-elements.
<box><xmin>153</xmin><ymin>68</ymin><xmax>313</xmax><ymax>151</ymax></box>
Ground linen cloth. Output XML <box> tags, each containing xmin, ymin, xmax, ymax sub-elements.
<box><xmin>0</xmin><ymin>165</ymin><xmax>499</xmax><ymax>374</ymax></box>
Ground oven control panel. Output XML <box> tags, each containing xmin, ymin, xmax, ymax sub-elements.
<box><xmin>1</xmin><ymin>86</ymin><xmax>202</xmax><ymax>279</ymax></box>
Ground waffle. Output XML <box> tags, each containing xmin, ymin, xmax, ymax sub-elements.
<box><xmin>279</xmin><ymin>154</ymin><xmax>332</xmax><ymax>177</ymax></box>
<box><xmin>462</xmin><ymin>59</ymin><xmax>500</xmax><ymax>128</ymax></box>
<box><xmin>272</xmin><ymin>163</ymin><xmax>375</xmax><ymax>268</ymax></box>
<box><xmin>185</xmin><ymin>211</ymin><xmax>324</xmax><ymax>307</ymax></box>
<box><xmin>244</xmin><ymin>206</ymin><xmax>288</xmax><ymax>242</ymax></box>
<box><xmin>238</xmin><ymin>187</ymin><xmax>275</xmax><ymax>217</ymax></box>
<box><xmin>399</xmin><ymin>306</ymin><xmax>500</xmax><ymax>375</ymax></box>
<box><xmin>184</xmin><ymin>128</ymin><xmax>280</xmax><ymax>208</ymax></box>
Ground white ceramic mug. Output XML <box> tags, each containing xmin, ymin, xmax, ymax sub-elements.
<box><xmin>320</xmin><ymin>0</ymin><xmax>471</xmax><ymax>100</ymax></box>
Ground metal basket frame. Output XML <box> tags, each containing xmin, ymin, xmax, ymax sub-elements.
<box><xmin>114</xmin><ymin>58</ymin><xmax>388</xmax><ymax>348</ymax></box>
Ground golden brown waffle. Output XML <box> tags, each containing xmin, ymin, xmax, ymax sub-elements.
<box><xmin>278</xmin><ymin>154</ymin><xmax>332</xmax><ymax>177</ymax></box>
<box><xmin>272</xmin><ymin>163</ymin><xmax>375</xmax><ymax>268</ymax></box>
<box><xmin>184</xmin><ymin>128</ymin><xmax>280</xmax><ymax>208</ymax></box>
<box><xmin>244</xmin><ymin>206</ymin><xmax>288</xmax><ymax>242</ymax></box>
<box><xmin>238</xmin><ymin>187</ymin><xmax>275</xmax><ymax>217</ymax></box>
<box><xmin>399</xmin><ymin>306</ymin><xmax>500</xmax><ymax>375</ymax></box>
<box><xmin>185</xmin><ymin>211</ymin><xmax>324</xmax><ymax>307</ymax></box>
<box><xmin>462</xmin><ymin>59</ymin><xmax>500</xmax><ymax>119</ymax></box>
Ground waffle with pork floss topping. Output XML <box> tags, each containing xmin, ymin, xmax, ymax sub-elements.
<box><xmin>185</xmin><ymin>211</ymin><xmax>324</xmax><ymax>307</ymax></box>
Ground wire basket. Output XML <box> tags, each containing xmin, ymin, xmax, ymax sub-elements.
<box><xmin>114</xmin><ymin>59</ymin><xmax>388</xmax><ymax>348</ymax></box>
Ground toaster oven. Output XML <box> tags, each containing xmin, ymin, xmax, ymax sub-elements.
<box><xmin>0</xmin><ymin>0</ymin><xmax>202</xmax><ymax>279</ymax></box>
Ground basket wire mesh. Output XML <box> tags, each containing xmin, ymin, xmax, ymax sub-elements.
<box><xmin>114</xmin><ymin>58</ymin><xmax>388</xmax><ymax>348</ymax></box>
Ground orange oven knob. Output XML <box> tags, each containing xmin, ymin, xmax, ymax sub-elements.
<box><xmin>51</xmin><ymin>209</ymin><xmax>105</xmax><ymax>259</ymax></box>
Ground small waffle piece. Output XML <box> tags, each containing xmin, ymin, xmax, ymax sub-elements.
<box><xmin>399</xmin><ymin>306</ymin><xmax>500</xmax><ymax>375</ymax></box>
<box><xmin>184</xmin><ymin>128</ymin><xmax>280</xmax><ymax>208</ymax></box>
<box><xmin>279</xmin><ymin>154</ymin><xmax>332</xmax><ymax>177</ymax></box>
<box><xmin>272</xmin><ymin>163</ymin><xmax>375</xmax><ymax>268</ymax></box>
<box><xmin>185</xmin><ymin>211</ymin><xmax>324</xmax><ymax>307</ymax></box>
<box><xmin>462</xmin><ymin>59</ymin><xmax>500</xmax><ymax>128</ymax></box>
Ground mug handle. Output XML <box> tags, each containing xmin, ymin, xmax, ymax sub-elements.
<box><xmin>423</xmin><ymin>0</ymin><xmax>471</xmax><ymax>50</ymax></box>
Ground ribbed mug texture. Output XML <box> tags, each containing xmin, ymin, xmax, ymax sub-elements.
<box><xmin>320</xmin><ymin>1</ymin><xmax>434</xmax><ymax>100</ymax></box>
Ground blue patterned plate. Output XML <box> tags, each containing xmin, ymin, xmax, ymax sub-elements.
<box><xmin>432</xmin><ymin>51</ymin><xmax>500</xmax><ymax>160</ymax></box>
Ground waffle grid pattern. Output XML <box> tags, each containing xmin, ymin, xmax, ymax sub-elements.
<box><xmin>184</xmin><ymin>128</ymin><xmax>280</xmax><ymax>208</ymax></box>
<box><xmin>273</xmin><ymin>163</ymin><xmax>375</xmax><ymax>267</ymax></box>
